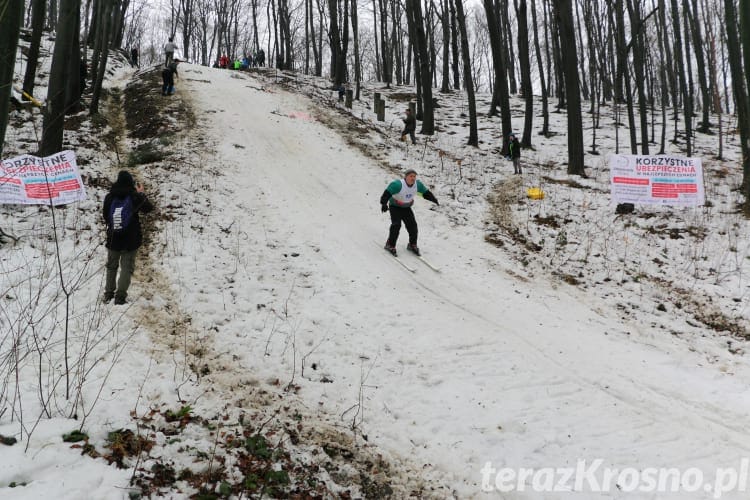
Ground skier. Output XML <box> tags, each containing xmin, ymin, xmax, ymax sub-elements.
<box><xmin>380</xmin><ymin>169</ymin><xmax>439</xmax><ymax>257</ymax></box>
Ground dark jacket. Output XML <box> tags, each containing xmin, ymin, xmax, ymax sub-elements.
<box><xmin>162</xmin><ymin>61</ymin><xmax>178</xmax><ymax>78</ymax></box>
<box><xmin>509</xmin><ymin>137</ymin><xmax>521</xmax><ymax>159</ymax></box>
<box><xmin>403</xmin><ymin>112</ymin><xmax>416</xmax><ymax>133</ymax></box>
<box><xmin>103</xmin><ymin>173</ymin><xmax>154</xmax><ymax>251</ymax></box>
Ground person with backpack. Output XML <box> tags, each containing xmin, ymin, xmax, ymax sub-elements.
<box><xmin>161</xmin><ymin>59</ymin><xmax>179</xmax><ymax>95</ymax></box>
<box><xmin>380</xmin><ymin>168</ymin><xmax>439</xmax><ymax>256</ymax></box>
<box><xmin>508</xmin><ymin>133</ymin><xmax>522</xmax><ymax>174</ymax></box>
<box><xmin>102</xmin><ymin>170</ymin><xmax>154</xmax><ymax>304</ymax></box>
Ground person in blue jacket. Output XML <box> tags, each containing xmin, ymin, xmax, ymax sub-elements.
<box><xmin>380</xmin><ymin>169</ymin><xmax>439</xmax><ymax>256</ymax></box>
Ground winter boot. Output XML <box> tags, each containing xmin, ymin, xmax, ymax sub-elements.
<box><xmin>407</xmin><ymin>243</ymin><xmax>421</xmax><ymax>256</ymax></box>
<box><xmin>384</xmin><ymin>242</ymin><xmax>397</xmax><ymax>256</ymax></box>
<box><xmin>102</xmin><ymin>291</ymin><xmax>114</xmax><ymax>304</ymax></box>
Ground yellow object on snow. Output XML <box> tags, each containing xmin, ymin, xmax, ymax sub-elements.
<box><xmin>526</xmin><ymin>187</ymin><xmax>545</xmax><ymax>200</ymax></box>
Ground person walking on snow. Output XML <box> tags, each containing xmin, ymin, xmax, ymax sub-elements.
<box><xmin>161</xmin><ymin>59</ymin><xmax>179</xmax><ymax>95</ymax></box>
<box><xmin>164</xmin><ymin>37</ymin><xmax>177</xmax><ymax>66</ymax></box>
<box><xmin>381</xmin><ymin>169</ymin><xmax>439</xmax><ymax>256</ymax></box>
<box><xmin>401</xmin><ymin>108</ymin><xmax>417</xmax><ymax>144</ymax></box>
<box><xmin>103</xmin><ymin>171</ymin><xmax>154</xmax><ymax>305</ymax></box>
<box><xmin>509</xmin><ymin>133</ymin><xmax>522</xmax><ymax>174</ymax></box>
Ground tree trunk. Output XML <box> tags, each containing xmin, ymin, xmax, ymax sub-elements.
<box><xmin>48</xmin><ymin>0</ymin><xmax>58</xmax><ymax>30</ymax></box>
<box><xmin>65</xmin><ymin>1</ymin><xmax>82</xmax><ymax>112</ymax></box>
<box><xmin>372</xmin><ymin>0</ymin><xmax>380</xmax><ymax>80</ymax></box>
<box><xmin>553</xmin><ymin>0</ymin><xmax>584</xmax><ymax>175</ymax></box>
<box><xmin>687</xmin><ymin>0</ymin><xmax>710</xmax><ymax>133</ymax></box>
<box><xmin>439</xmin><ymin>0</ymin><xmax>450</xmax><ymax>92</ymax></box>
<box><xmin>405</xmin><ymin>0</ymin><xmax>434</xmax><ymax>134</ymax></box>
<box><xmin>0</xmin><ymin>0</ymin><xmax>23</xmax><ymax>158</ymax></box>
<box><xmin>329</xmin><ymin>0</ymin><xmax>348</xmax><ymax>85</ymax></box>
<box><xmin>573</xmin><ymin>0</ymin><xmax>587</xmax><ymax>100</ymax></box>
<box><xmin>378</xmin><ymin>0</ymin><xmax>392</xmax><ymax>86</ymax></box>
<box><xmin>669</xmin><ymin>0</ymin><xmax>690</xmax><ymax>153</ymax></box>
<box><xmin>90</xmin><ymin>0</ymin><xmax>113</xmax><ymax>115</ymax></box>
<box><xmin>627</xmin><ymin>0</ymin><xmax>651</xmax><ymax>154</ymax></box>
<box><xmin>530</xmin><ymin>0</ymin><xmax>549</xmax><ymax>136</ymax></box>
<box><xmin>499</xmin><ymin>0</ymin><xmax>516</xmax><ymax>94</ymax></box>
<box><xmin>482</xmin><ymin>0</ymin><xmax>512</xmax><ymax>141</ymax></box>
<box><xmin>725</xmin><ymin>0</ymin><xmax>750</xmax><ymax>197</ymax></box>
<box><xmin>454</xmin><ymin>0</ymin><xmax>477</xmax><ymax>145</ymax></box>
<box><xmin>515</xmin><ymin>0</ymin><xmax>533</xmax><ymax>147</ymax></box>
<box><xmin>681</xmin><ymin>1</ymin><xmax>693</xmax><ymax>155</ymax></box>
<box><xmin>449</xmin><ymin>0</ymin><xmax>460</xmax><ymax>90</ymax></box>
<box><xmin>351</xmin><ymin>0</ymin><xmax>362</xmax><ymax>99</ymax></box>
<box><xmin>742</xmin><ymin>0</ymin><xmax>750</xmax><ymax>112</ymax></box>
<box><xmin>23</xmin><ymin>0</ymin><xmax>47</xmax><ymax>100</ymax></box>
<box><xmin>41</xmin><ymin>0</ymin><xmax>78</xmax><ymax>155</ymax></box>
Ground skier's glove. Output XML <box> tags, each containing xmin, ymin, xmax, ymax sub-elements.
<box><xmin>381</xmin><ymin>204</ymin><xmax>388</xmax><ymax>213</ymax></box>
<box><xmin>423</xmin><ymin>191</ymin><xmax>439</xmax><ymax>205</ymax></box>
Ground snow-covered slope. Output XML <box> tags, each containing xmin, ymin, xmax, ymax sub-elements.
<box><xmin>169</xmin><ymin>65</ymin><xmax>750</xmax><ymax>498</ymax></box>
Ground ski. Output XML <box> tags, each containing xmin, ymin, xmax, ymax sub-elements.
<box><xmin>414</xmin><ymin>255</ymin><xmax>441</xmax><ymax>272</ymax></box>
<box><xmin>377</xmin><ymin>242</ymin><xmax>416</xmax><ymax>272</ymax></box>
<box><xmin>392</xmin><ymin>255</ymin><xmax>417</xmax><ymax>273</ymax></box>
<box><xmin>403</xmin><ymin>246</ymin><xmax>441</xmax><ymax>272</ymax></box>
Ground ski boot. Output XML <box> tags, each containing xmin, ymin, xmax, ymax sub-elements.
<box><xmin>407</xmin><ymin>243</ymin><xmax>421</xmax><ymax>256</ymax></box>
<box><xmin>384</xmin><ymin>242</ymin><xmax>397</xmax><ymax>256</ymax></box>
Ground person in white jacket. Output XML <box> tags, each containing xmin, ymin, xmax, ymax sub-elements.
<box><xmin>164</xmin><ymin>37</ymin><xmax>177</xmax><ymax>66</ymax></box>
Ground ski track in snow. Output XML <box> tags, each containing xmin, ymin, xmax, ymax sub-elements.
<box><xmin>170</xmin><ymin>66</ymin><xmax>750</xmax><ymax>499</ymax></box>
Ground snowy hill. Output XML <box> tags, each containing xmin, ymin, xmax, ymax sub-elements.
<box><xmin>2</xmin><ymin>55</ymin><xmax>750</xmax><ymax>499</ymax></box>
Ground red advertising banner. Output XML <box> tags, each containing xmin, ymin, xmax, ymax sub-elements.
<box><xmin>0</xmin><ymin>151</ymin><xmax>87</xmax><ymax>205</ymax></box>
<box><xmin>610</xmin><ymin>154</ymin><xmax>704</xmax><ymax>206</ymax></box>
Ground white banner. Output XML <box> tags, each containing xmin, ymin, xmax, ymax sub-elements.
<box><xmin>0</xmin><ymin>151</ymin><xmax>87</xmax><ymax>205</ymax></box>
<box><xmin>610</xmin><ymin>154</ymin><xmax>704</xmax><ymax>206</ymax></box>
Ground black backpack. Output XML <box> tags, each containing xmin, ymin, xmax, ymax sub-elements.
<box><xmin>108</xmin><ymin>195</ymin><xmax>135</xmax><ymax>233</ymax></box>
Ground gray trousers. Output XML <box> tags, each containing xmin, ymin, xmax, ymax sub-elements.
<box><xmin>105</xmin><ymin>249</ymin><xmax>137</xmax><ymax>300</ymax></box>
<box><xmin>513</xmin><ymin>157</ymin><xmax>522</xmax><ymax>174</ymax></box>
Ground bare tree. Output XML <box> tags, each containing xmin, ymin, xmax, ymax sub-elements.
<box><xmin>351</xmin><ymin>0</ymin><xmax>362</xmax><ymax>98</ymax></box>
<box><xmin>439</xmin><ymin>0</ymin><xmax>451</xmax><ymax>92</ymax></box>
<box><xmin>449</xmin><ymin>0</ymin><xmax>460</xmax><ymax>89</ymax></box>
<box><xmin>514</xmin><ymin>0</ymin><xmax>533</xmax><ymax>147</ymax></box>
<box><xmin>0</xmin><ymin>0</ymin><xmax>23</xmax><ymax>158</ymax></box>
<box><xmin>530</xmin><ymin>0</ymin><xmax>549</xmax><ymax>136</ymax></box>
<box><xmin>23</xmin><ymin>0</ymin><xmax>47</xmax><ymax>101</ymax></box>
<box><xmin>329</xmin><ymin>0</ymin><xmax>349</xmax><ymax>85</ymax></box>
<box><xmin>454</xmin><ymin>0</ymin><xmax>478</xmax><ymax>145</ymax></box>
<box><xmin>41</xmin><ymin>0</ymin><xmax>79</xmax><ymax>155</ymax></box>
<box><xmin>552</xmin><ymin>0</ymin><xmax>584</xmax><ymax>175</ymax></box>
<box><xmin>725</xmin><ymin>0</ymin><xmax>750</xmax><ymax>199</ymax></box>
<box><xmin>482</xmin><ymin>0</ymin><xmax>512</xmax><ymax>145</ymax></box>
<box><xmin>90</xmin><ymin>0</ymin><xmax>114</xmax><ymax>115</ymax></box>
<box><xmin>405</xmin><ymin>0</ymin><xmax>435</xmax><ymax>134</ymax></box>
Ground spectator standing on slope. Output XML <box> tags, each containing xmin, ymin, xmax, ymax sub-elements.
<box><xmin>380</xmin><ymin>169</ymin><xmax>439</xmax><ymax>257</ymax></box>
<box><xmin>401</xmin><ymin>108</ymin><xmax>417</xmax><ymax>145</ymax></box>
<box><xmin>161</xmin><ymin>59</ymin><xmax>179</xmax><ymax>95</ymax></box>
<box><xmin>509</xmin><ymin>133</ymin><xmax>522</xmax><ymax>175</ymax></box>
<box><xmin>164</xmin><ymin>37</ymin><xmax>177</xmax><ymax>66</ymax></box>
<box><xmin>102</xmin><ymin>171</ymin><xmax>154</xmax><ymax>305</ymax></box>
